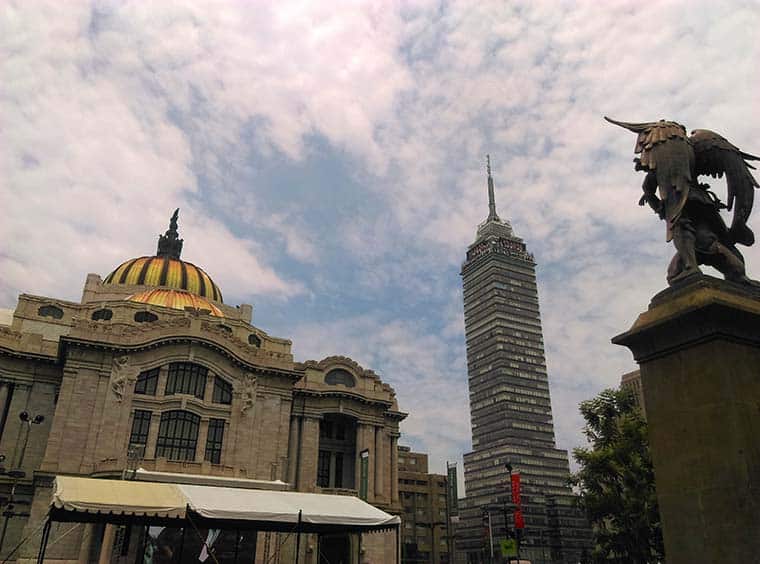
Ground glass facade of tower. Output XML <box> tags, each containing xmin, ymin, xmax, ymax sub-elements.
<box><xmin>457</xmin><ymin>170</ymin><xmax>589</xmax><ymax>563</ymax></box>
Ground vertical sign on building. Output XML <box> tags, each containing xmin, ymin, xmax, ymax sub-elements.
<box><xmin>359</xmin><ymin>449</ymin><xmax>369</xmax><ymax>500</ymax></box>
<box><xmin>511</xmin><ymin>473</ymin><xmax>524</xmax><ymax>529</ymax></box>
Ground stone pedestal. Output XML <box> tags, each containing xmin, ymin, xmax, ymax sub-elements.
<box><xmin>613</xmin><ymin>275</ymin><xmax>760</xmax><ymax>564</ymax></box>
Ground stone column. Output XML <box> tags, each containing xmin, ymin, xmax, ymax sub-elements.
<box><xmin>354</xmin><ymin>423</ymin><xmax>374</xmax><ymax>500</ymax></box>
<box><xmin>363</xmin><ymin>424</ymin><xmax>375</xmax><ymax>502</ymax></box>
<box><xmin>0</xmin><ymin>383</ymin><xmax>11</xmax><ymax>440</ymax></box>
<box><xmin>613</xmin><ymin>276</ymin><xmax>760</xmax><ymax>564</ymax></box>
<box><xmin>374</xmin><ymin>426</ymin><xmax>384</xmax><ymax>501</ymax></box>
<box><xmin>196</xmin><ymin>419</ymin><xmax>209</xmax><ymax>463</ymax></box>
<box><xmin>298</xmin><ymin>417</ymin><xmax>320</xmax><ymax>492</ymax></box>
<box><xmin>390</xmin><ymin>434</ymin><xmax>399</xmax><ymax>503</ymax></box>
<box><xmin>145</xmin><ymin>412</ymin><xmax>160</xmax><ymax>459</ymax></box>
<box><xmin>3</xmin><ymin>384</ymin><xmax>31</xmax><ymax>468</ymax></box>
<box><xmin>98</xmin><ymin>524</ymin><xmax>116</xmax><ymax>564</ymax></box>
<box><xmin>287</xmin><ymin>415</ymin><xmax>300</xmax><ymax>486</ymax></box>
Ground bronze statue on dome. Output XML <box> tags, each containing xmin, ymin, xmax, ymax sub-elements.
<box><xmin>156</xmin><ymin>208</ymin><xmax>184</xmax><ymax>260</ymax></box>
<box><xmin>606</xmin><ymin>117</ymin><xmax>759</xmax><ymax>286</ymax></box>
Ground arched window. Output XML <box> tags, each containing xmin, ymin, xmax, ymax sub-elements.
<box><xmin>135</xmin><ymin>368</ymin><xmax>159</xmax><ymax>395</ymax></box>
<box><xmin>91</xmin><ymin>308</ymin><xmax>113</xmax><ymax>321</ymax></box>
<box><xmin>38</xmin><ymin>305</ymin><xmax>63</xmax><ymax>319</ymax></box>
<box><xmin>155</xmin><ymin>410</ymin><xmax>200</xmax><ymax>461</ymax></box>
<box><xmin>248</xmin><ymin>334</ymin><xmax>261</xmax><ymax>347</ymax></box>
<box><xmin>325</xmin><ymin>369</ymin><xmax>356</xmax><ymax>388</ymax></box>
<box><xmin>165</xmin><ymin>363</ymin><xmax>207</xmax><ymax>399</ymax></box>
<box><xmin>212</xmin><ymin>377</ymin><xmax>233</xmax><ymax>405</ymax></box>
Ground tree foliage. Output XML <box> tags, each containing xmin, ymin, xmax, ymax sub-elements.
<box><xmin>570</xmin><ymin>388</ymin><xmax>664</xmax><ymax>564</ymax></box>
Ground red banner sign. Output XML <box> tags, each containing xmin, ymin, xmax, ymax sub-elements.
<box><xmin>514</xmin><ymin>508</ymin><xmax>525</xmax><ymax>529</ymax></box>
<box><xmin>510</xmin><ymin>473</ymin><xmax>521</xmax><ymax>506</ymax></box>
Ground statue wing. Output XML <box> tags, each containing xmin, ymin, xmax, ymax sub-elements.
<box><xmin>691</xmin><ymin>129</ymin><xmax>760</xmax><ymax>246</ymax></box>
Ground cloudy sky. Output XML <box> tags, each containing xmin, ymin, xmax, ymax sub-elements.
<box><xmin>2</xmin><ymin>1</ymin><xmax>759</xmax><ymax>485</ymax></box>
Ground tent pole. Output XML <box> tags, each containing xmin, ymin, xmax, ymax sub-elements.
<box><xmin>396</xmin><ymin>524</ymin><xmax>400</xmax><ymax>564</ymax></box>
<box><xmin>294</xmin><ymin>509</ymin><xmax>302</xmax><ymax>564</ymax></box>
<box><xmin>35</xmin><ymin>517</ymin><xmax>52</xmax><ymax>564</ymax></box>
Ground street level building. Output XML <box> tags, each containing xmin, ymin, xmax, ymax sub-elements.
<box><xmin>457</xmin><ymin>161</ymin><xmax>589</xmax><ymax>563</ymax></box>
<box><xmin>398</xmin><ymin>446</ymin><xmax>451</xmax><ymax>564</ymax></box>
<box><xmin>0</xmin><ymin>213</ymin><xmax>405</xmax><ymax>564</ymax></box>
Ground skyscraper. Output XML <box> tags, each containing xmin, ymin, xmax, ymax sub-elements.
<box><xmin>457</xmin><ymin>158</ymin><xmax>588</xmax><ymax>563</ymax></box>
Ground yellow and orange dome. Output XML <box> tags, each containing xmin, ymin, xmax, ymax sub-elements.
<box><xmin>103</xmin><ymin>209</ymin><xmax>224</xmax><ymax>303</ymax></box>
<box><xmin>104</xmin><ymin>256</ymin><xmax>223</xmax><ymax>303</ymax></box>
<box><xmin>127</xmin><ymin>289</ymin><xmax>224</xmax><ymax>317</ymax></box>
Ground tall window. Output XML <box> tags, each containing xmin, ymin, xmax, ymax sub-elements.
<box><xmin>155</xmin><ymin>411</ymin><xmax>200</xmax><ymax>461</ymax></box>
<box><xmin>205</xmin><ymin>419</ymin><xmax>225</xmax><ymax>464</ymax></box>
<box><xmin>135</xmin><ymin>368</ymin><xmax>159</xmax><ymax>395</ymax></box>
<box><xmin>317</xmin><ymin>414</ymin><xmax>357</xmax><ymax>489</ymax></box>
<box><xmin>129</xmin><ymin>410</ymin><xmax>152</xmax><ymax>458</ymax></box>
<box><xmin>165</xmin><ymin>363</ymin><xmax>207</xmax><ymax>399</ymax></box>
<box><xmin>212</xmin><ymin>377</ymin><xmax>232</xmax><ymax>405</ymax></box>
<box><xmin>317</xmin><ymin>450</ymin><xmax>331</xmax><ymax>488</ymax></box>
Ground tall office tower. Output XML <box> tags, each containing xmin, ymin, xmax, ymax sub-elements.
<box><xmin>456</xmin><ymin>159</ymin><xmax>589</xmax><ymax>563</ymax></box>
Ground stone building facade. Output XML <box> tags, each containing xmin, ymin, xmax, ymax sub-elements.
<box><xmin>397</xmin><ymin>446</ymin><xmax>450</xmax><ymax>564</ymax></box>
<box><xmin>620</xmin><ymin>369</ymin><xmax>646</xmax><ymax>418</ymax></box>
<box><xmin>0</xmin><ymin>214</ymin><xmax>405</xmax><ymax>564</ymax></box>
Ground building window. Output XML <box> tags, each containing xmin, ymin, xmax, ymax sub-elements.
<box><xmin>324</xmin><ymin>369</ymin><xmax>355</xmax><ymax>388</ymax></box>
<box><xmin>320</xmin><ymin>420</ymin><xmax>334</xmax><ymax>439</ymax></box>
<box><xmin>248</xmin><ymin>334</ymin><xmax>261</xmax><ymax>347</ymax></box>
<box><xmin>205</xmin><ymin>419</ymin><xmax>225</xmax><ymax>464</ymax></box>
<box><xmin>135</xmin><ymin>368</ymin><xmax>159</xmax><ymax>395</ymax></box>
<box><xmin>317</xmin><ymin>414</ymin><xmax>357</xmax><ymax>489</ymax></box>
<box><xmin>134</xmin><ymin>311</ymin><xmax>158</xmax><ymax>323</ymax></box>
<box><xmin>38</xmin><ymin>305</ymin><xmax>63</xmax><ymax>319</ymax></box>
<box><xmin>317</xmin><ymin>450</ymin><xmax>331</xmax><ymax>488</ymax></box>
<box><xmin>334</xmin><ymin>453</ymin><xmax>344</xmax><ymax>488</ymax></box>
<box><xmin>92</xmin><ymin>308</ymin><xmax>113</xmax><ymax>321</ymax></box>
<box><xmin>212</xmin><ymin>377</ymin><xmax>232</xmax><ymax>405</ymax></box>
<box><xmin>129</xmin><ymin>410</ymin><xmax>152</xmax><ymax>457</ymax></box>
<box><xmin>155</xmin><ymin>410</ymin><xmax>200</xmax><ymax>461</ymax></box>
<box><xmin>165</xmin><ymin>363</ymin><xmax>207</xmax><ymax>399</ymax></box>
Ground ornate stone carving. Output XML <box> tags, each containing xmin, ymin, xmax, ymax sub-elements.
<box><xmin>110</xmin><ymin>355</ymin><xmax>131</xmax><ymax>402</ymax></box>
<box><xmin>241</xmin><ymin>372</ymin><xmax>257</xmax><ymax>415</ymax></box>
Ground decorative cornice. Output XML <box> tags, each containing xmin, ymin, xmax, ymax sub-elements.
<box><xmin>293</xmin><ymin>387</ymin><xmax>393</xmax><ymax>409</ymax></box>
<box><xmin>613</xmin><ymin>275</ymin><xmax>760</xmax><ymax>363</ymax></box>
<box><xmin>0</xmin><ymin>326</ymin><xmax>59</xmax><ymax>363</ymax></box>
<box><xmin>61</xmin><ymin>321</ymin><xmax>302</xmax><ymax>382</ymax></box>
<box><xmin>295</xmin><ymin>355</ymin><xmax>397</xmax><ymax>398</ymax></box>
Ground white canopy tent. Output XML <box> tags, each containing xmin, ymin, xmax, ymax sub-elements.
<box><xmin>38</xmin><ymin>476</ymin><xmax>400</xmax><ymax>564</ymax></box>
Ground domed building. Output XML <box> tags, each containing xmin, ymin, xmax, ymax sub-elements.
<box><xmin>0</xmin><ymin>212</ymin><xmax>406</xmax><ymax>564</ymax></box>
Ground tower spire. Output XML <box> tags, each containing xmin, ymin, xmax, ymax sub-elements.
<box><xmin>486</xmin><ymin>154</ymin><xmax>499</xmax><ymax>221</ymax></box>
<box><xmin>156</xmin><ymin>208</ymin><xmax>184</xmax><ymax>259</ymax></box>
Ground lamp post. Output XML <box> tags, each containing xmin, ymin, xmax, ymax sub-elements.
<box><xmin>0</xmin><ymin>411</ymin><xmax>45</xmax><ymax>555</ymax></box>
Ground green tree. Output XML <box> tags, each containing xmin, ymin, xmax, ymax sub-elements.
<box><xmin>570</xmin><ymin>388</ymin><xmax>664</xmax><ymax>564</ymax></box>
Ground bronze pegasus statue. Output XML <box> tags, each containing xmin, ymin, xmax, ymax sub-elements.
<box><xmin>606</xmin><ymin>117</ymin><xmax>759</xmax><ymax>286</ymax></box>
